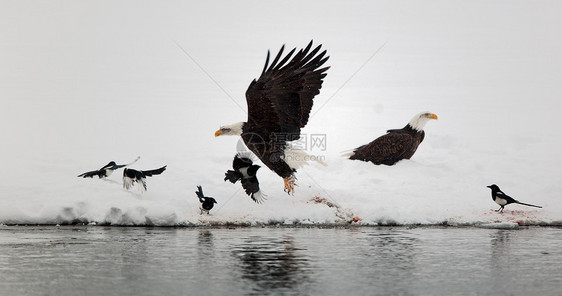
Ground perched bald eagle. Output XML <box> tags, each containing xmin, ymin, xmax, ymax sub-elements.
<box><xmin>344</xmin><ymin>112</ymin><xmax>438</xmax><ymax>165</ymax></box>
<box><xmin>215</xmin><ymin>41</ymin><xmax>330</xmax><ymax>194</ymax></box>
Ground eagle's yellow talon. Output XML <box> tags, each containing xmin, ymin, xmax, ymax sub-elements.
<box><xmin>283</xmin><ymin>177</ymin><xmax>297</xmax><ymax>195</ymax></box>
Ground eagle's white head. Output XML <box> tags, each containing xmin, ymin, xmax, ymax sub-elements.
<box><xmin>408</xmin><ymin>112</ymin><xmax>438</xmax><ymax>131</ymax></box>
<box><xmin>215</xmin><ymin>122</ymin><xmax>244</xmax><ymax>137</ymax></box>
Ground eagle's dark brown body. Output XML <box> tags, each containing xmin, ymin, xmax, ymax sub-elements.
<box><xmin>347</xmin><ymin>112</ymin><xmax>437</xmax><ymax>165</ymax></box>
<box><xmin>241</xmin><ymin>131</ymin><xmax>295</xmax><ymax>179</ymax></box>
<box><xmin>349</xmin><ymin>125</ymin><xmax>425</xmax><ymax>166</ymax></box>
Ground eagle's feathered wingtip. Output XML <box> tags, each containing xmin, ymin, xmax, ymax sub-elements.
<box><xmin>266</xmin><ymin>44</ymin><xmax>287</xmax><ymax>74</ymax></box>
<box><xmin>262</xmin><ymin>40</ymin><xmax>327</xmax><ymax>76</ymax></box>
<box><xmin>261</xmin><ymin>50</ymin><xmax>271</xmax><ymax>75</ymax></box>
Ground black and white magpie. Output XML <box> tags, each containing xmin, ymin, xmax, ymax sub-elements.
<box><xmin>122</xmin><ymin>165</ymin><xmax>166</xmax><ymax>191</ymax></box>
<box><xmin>224</xmin><ymin>154</ymin><xmax>266</xmax><ymax>203</ymax></box>
<box><xmin>78</xmin><ymin>156</ymin><xmax>140</xmax><ymax>178</ymax></box>
<box><xmin>487</xmin><ymin>184</ymin><xmax>542</xmax><ymax>213</ymax></box>
<box><xmin>195</xmin><ymin>185</ymin><xmax>217</xmax><ymax>215</ymax></box>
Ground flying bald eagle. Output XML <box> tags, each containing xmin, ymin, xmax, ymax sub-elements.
<box><xmin>215</xmin><ymin>41</ymin><xmax>329</xmax><ymax>194</ymax></box>
<box><xmin>344</xmin><ymin>112</ymin><xmax>438</xmax><ymax>165</ymax></box>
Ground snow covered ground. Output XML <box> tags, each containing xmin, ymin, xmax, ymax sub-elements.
<box><xmin>1</xmin><ymin>1</ymin><xmax>561</xmax><ymax>226</ymax></box>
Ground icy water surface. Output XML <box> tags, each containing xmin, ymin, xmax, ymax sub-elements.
<box><xmin>0</xmin><ymin>226</ymin><xmax>561</xmax><ymax>296</ymax></box>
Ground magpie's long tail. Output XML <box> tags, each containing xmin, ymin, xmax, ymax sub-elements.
<box><xmin>142</xmin><ymin>165</ymin><xmax>167</xmax><ymax>176</ymax></box>
<box><xmin>224</xmin><ymin>170</ymin><xmax>241</xmax><ymax>183</ymax></box>
<box><xmin>516</xmin><ymin>201</ymin><xmax>542</xmax><ymax>208</ymax></box>
<box><xmin>113</xmin><ymin>156</ymin><xmax>141</xmax><ymax>170</ymax></box>
<box><xmin>122</xmin><ymin>156</ymin><xmax>140</xmax><ymax>167</ymax></box>
<box><xmin>195</xmin><ymin>185</ymin><xmax>205</xmax><ymax>202</ymax></box>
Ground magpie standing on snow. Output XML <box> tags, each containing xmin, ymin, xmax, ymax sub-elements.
<box><xmin>487</xmin><ymin>184</ymin><xmax>542</xmax><ymax>213</ymax></box>
<box><xmin>122</xmin><ymin>165</ymin><xmax>167</xmax><ymax>192</ymax></box>
<box><xmin>195</xmin><ymin>185</ymin><xmax>217</xmax><ymax>215</ymax></box>
<box><xmin>224</xmin><ymin>154</ymin><xmax>266</xmax><ymax>203</ymax></box>
<box><xmin>78</xmin><ymin>156</ymin><xmax>140</xmax><ymax>178</ymax></box>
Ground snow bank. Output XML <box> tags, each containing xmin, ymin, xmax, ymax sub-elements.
<box><xmin>1</xmin><ymin>1</ymin><xmax>561</xmax><ymax>227</ymax></box>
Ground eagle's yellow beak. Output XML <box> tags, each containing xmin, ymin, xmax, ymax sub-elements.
<box><xmin>429</xmin><ymin>113</ymin><xmax>438</xmax><ymax>120</ymax></box>
<box><xmin>214</xmin><ymin>129</ymin><xmax>223</xmax><ymax>137</ymax></box>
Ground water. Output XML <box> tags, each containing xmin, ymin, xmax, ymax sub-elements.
<box><xmin>0</xmin><ymin>226</ymin><xmax>560</xmax><ymax>296</ymax></box>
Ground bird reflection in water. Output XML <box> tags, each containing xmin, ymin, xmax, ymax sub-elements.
<box><xmin>232</xmin><ymin>235</ymin><xmax>311</xmax><ymax>294</ymax></box>
<box><xmin>197</xmin><ymin>230</ymin><xmax>215</xmax><ymax>259</ymax></box>
<box><xmin>490</xmin><ymin>229</ymin><xmax>513</xmax><ymax>266</ymax></box>
<box><xmin>489</xmin><ymin>230</ymin><xmax>513</xmax><ymax>290</ymax></box>
<box><xmin>491</xmin><ymin>230</ymin><xmax>511</xmax><ymax>253</ymax></box>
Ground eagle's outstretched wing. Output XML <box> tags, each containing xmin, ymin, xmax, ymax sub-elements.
<box><xmin>245</xmin><ymin>41</ymin><xmax>330</xmax><ymax>137</ymax></box>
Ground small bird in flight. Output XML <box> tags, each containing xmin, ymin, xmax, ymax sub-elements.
<box><xmin>122</xmin><ymin>165</ymin><xmax>167</xmax><ymax>192</ymax></box>
<box><xmin>78</xmin><ymin>156</ymin><xmax>140</xmax><ymax>178</ymax></box>
<box><xmin>224</xmin><ymin>154</ymin><xmax>266</xmax><ymax>203</ymax></box>
<box><xmin>195</xmin><ymin>185</ymin><xmax>217</xmax><ymax>215</ymax></box>
<box><xmin>487</xmin><ymin>184</ymin><xmax>542</xmax><ymax>213</ymax></box>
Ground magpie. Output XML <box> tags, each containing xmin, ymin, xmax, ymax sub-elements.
<box><xmin>487</xmin><ymin>184</ymin><xmax>542</xmax><ymax>213</ymax></box>
<box><xmin>122</xmin><ymin>165</ymin><xmax>166</xmax><ymax>191</ymax></box>
<box><xmin>195</xmin><ymin>185</ymin><xmax>217</xmax><ymax>215</ymax></box>
<box><xmin>78</xmin><ymin>156</ymin><xmax>140</xmax><ymax>178</ymax></box>
<box><xmin>224</xmin><ymin>154</ymin><xmax>266</xmax><ymax>203</ymax></box>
